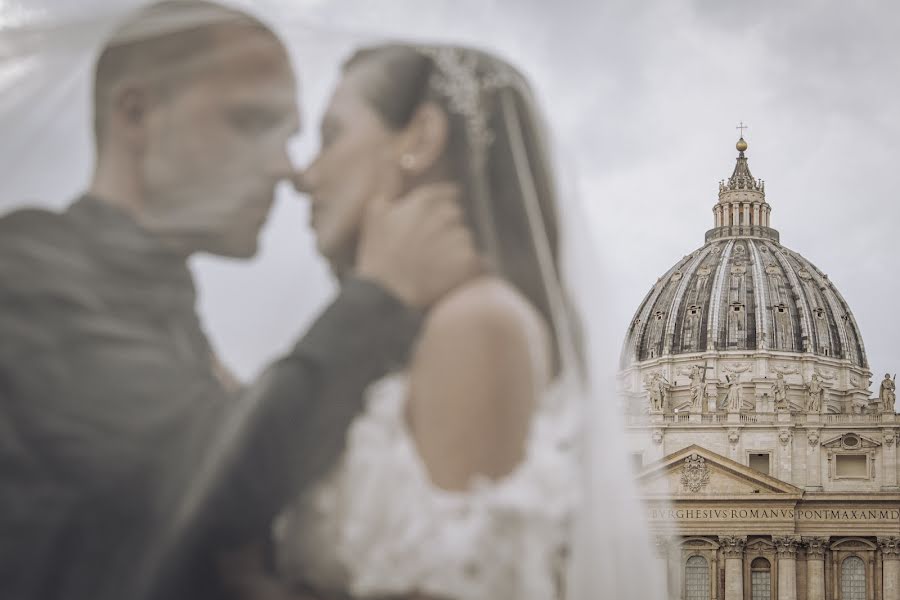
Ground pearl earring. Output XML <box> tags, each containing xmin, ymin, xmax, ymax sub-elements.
<box><xmin>400</xmin><ymin>154</ymin><xmax>417</xmax><ymax>170</ymax></box>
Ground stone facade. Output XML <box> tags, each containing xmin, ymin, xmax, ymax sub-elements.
<box><xmin>622</xmin><ymin>138</ymin><xmax>900</xmax><ymax>600</ymax></box>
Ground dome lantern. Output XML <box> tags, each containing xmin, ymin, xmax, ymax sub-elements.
<box><xmin>708</xmin><ymin>130</ymin><xmax>778</xmax><ymax>244</ymax></box>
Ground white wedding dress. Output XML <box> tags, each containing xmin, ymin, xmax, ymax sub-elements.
<box><xmin>274</xmin><ymin>373</ymin><xmax>580</xmax><ymax>600</ymax></box>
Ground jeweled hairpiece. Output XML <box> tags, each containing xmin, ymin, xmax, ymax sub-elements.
<box><xmin>416</xmin><ymin>46</ymin><xmax>516</xmax><ymax>168</ymax></box>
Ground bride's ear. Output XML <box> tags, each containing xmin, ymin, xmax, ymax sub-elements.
<box><xmin>397</xmin><ymin>101</ymin><xmax>449</xmax><ymax>175</ymax></box>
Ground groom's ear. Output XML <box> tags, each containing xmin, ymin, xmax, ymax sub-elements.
<box><xmin>398</xmin><ymin>101</ymin><xmax>449</xmax><ymax>175</ymax></box>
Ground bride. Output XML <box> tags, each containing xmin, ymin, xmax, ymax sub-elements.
<box><xmin>272</xmin><ymin>44</ymin><xmax>584</xmax><ymax>600</ymax></box>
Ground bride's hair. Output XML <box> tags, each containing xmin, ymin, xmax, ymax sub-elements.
<box><xmin>343</xmin><ymin>44</ymin><xmax>582</xmax><ymax>374</ymax></box>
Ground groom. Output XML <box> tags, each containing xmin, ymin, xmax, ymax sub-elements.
<box><xmin>0</xmin><ymin>2</ymin><xmax>477</xmax><ymax>600</ymax></box>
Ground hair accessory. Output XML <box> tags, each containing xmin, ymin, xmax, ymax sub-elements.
<box><xmin>416</xmin><ymin>46</ymin><xmax>517</xmax><ymax>168</ymax></box>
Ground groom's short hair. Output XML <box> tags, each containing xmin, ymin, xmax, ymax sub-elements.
<box><xmin>93</xmin><ymin>0</ymin><xmax>280</xmax><ymax>147</ymax></box>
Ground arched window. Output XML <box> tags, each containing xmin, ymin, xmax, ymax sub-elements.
<box><xmin>685</xmin><ymin>555</ymin><xmax>710</xmax><ymax>600</ymax></box>
<box><xmin>750</xmin><ymin>557</ymin><xmax>771</xmax><ymax>600</ymax></box>
<box><xmin>841</xmin><ymin>556</ymin><xmax>866</xmax><ymax>600</ymax></box>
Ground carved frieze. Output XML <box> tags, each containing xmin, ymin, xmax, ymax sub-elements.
<box><xmin>772</xmin><ymin>363</ymin><xmax>800</xmax><ymax>376</ymax></box>
<box><xmin>681</xmin><ymin>454</ymin><xmax>711</xmax><ymax>493</ymax></box>
<box><xmin>815</xmin><ymin>367</ymin><xmax>836</xmax><ymax>381</ymax></box>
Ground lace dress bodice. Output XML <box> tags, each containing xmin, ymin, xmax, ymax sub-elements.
<box><xmin>274</xmin><ymin>373</ymin><xmax>579</xmax><ymax>600</ymax></box>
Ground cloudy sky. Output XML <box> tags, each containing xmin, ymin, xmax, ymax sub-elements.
<box><xmin>2</xmin><ymin>0</ymin><xmax>898</xmax><ymax>386</ymax></box>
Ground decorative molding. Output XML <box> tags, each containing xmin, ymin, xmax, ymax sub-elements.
<box><xmin>821</xmin><ymin>433</ymin><xmax>881</xmax><ymax>450</ymax></box>
<box><xmin>814</xmin><ymin>367</ymin><xmax>836</xmax><ymax>381</ymax></box>
<box><xmin>681</xmin><ymin>454</ymin><xmax>711</xmax><ymax>493</ymax></box>
<box><xmin>772</xmin><ymin>363</ymin><xmax>800</xmax><ymax>376</ymax></box>
<box><xmin>746</xmin><ymin>538</ymin><xmax>776</xmax><ymax>553</ymax></box>
<box><xmin>719</xmin><ymin>535</ymin><xmax>747</xmax><ymax>559</ymax></box>
<box><xmin>722</xmin><ymin>362</ymin><xmax>752</xmax><ymax>374</ymax></box>
<box><xmin>652</xmin><ymin>429</ymin><xmax>664</xmax><ymax>445</ymax></box>
<box><xmin>807</xmin><ymin>429</ymin><xmax>820</xmax><ymax>447</ymax></box>
<box><xmin>877</xmin><ymin>537</ymin><xmax>900</xmax><ymax>560</ymax></box>
<box><xmin>803</xmin><ymin>537</ymin><xmax>829</xmax><ymax>559</ymax></box>
<box><xmin>779</xmin><ymin>428</ymin><xmax>793</xmax><ymax>446</ymax></box>
<box><xmin>728</xmin><ymin>428</ymin><xmax>741</xmax><ymax>445</ymax></box>
<box><xmin>885</xmin><ymin>429</ymin><xmax>896</xmax><ymax>447</ymax></box>
<box><xmin>773</xmin><ymin>536</ymin><xmax>801</xmax><ymax>558</ymax></box>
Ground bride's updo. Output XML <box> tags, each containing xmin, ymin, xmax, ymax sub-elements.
<box><xmin>342</xmin><ymin>45</ymin><xmax>577</xmax><ymax>372</ymax></box>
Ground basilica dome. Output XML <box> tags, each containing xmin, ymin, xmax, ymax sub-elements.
<box><xmin>621</xmin><ymin>139</ymin><xmax>868</xmax><ymax>369</ymax></box>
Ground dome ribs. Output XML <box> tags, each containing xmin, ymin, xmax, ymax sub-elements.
<box><xmin>706</xmin><ymin>240</ymin><xmax>735</xmax><ymax>353</ymax></box>
<box><xmin>748</xmin><ymin>239</ymin><xmax>771</xmax><ymax>350</ymax></box>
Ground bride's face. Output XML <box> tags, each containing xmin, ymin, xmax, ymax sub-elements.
<box><xmin>302</xmin><ymin>66</ymin><xmax>404</xmax><ymax>272</ymax></box>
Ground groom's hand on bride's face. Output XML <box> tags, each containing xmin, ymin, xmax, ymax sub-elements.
<box><xmin>356</xmin><ymin>182</ymin><xmax>481</xmax><ymax>309</ymax></box>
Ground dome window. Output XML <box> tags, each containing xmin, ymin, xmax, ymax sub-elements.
<box><xmin>688</xmin><ymin>305</ymin><xmax>701</xmax><ymax>316</ymax></box>
<box><xmin>655</xmin><ymin>311</ymin><xmax>665</xmax><ymax>321</ymax></box>
<box><xmin>731</xmin><ymin>304</ymin><xmax>744</xmax><ymax>313</ymax></box>
<box><xmin>814</xmin><ymin>308</ymin><xmax>826</xmax><ymax>320</ymax></box>
<box><xmin>774</xmin><ymin>304</ymin><xmax>787</xmax><ymax>314</ymax></box>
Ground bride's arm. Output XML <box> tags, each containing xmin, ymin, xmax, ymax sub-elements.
<box><xmin>406</xmin><ymin>276</ymin><xmax>549</xmax><ymax>490</ymax></box>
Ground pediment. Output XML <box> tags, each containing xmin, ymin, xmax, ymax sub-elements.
<box><xmin>636</xmin><ymin>445</ymin><xmax>803</xmax><ymax>497</ymax></box>
<box><xmin>821</xmin><ymin>433</ymin><xmax>880</xmax><ymax>450</ymax></box>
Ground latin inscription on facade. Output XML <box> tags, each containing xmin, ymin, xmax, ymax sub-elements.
<box><xmin>648</xmin><ymin>507</ymin><xmax>900</xmax><ymax>522</ymax></box>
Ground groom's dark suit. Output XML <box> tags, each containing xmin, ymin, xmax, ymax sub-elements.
<box><xmin>0</xmin><ymin>196</ymin><xmax>421</xmax><ymax>600</ymax></box>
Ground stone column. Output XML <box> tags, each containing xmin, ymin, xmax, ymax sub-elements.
<box><xmin>719</xmin><ymin>535</ymin><xmax>746</xmax><ymax>600</ymax></box>
<box><xmin>803</xmin><ymin>537</ymin><xmax>828</xmax><ymax>600</ymax></box>
<box><xmin>652</xmin><ymin>536</ymin><xmax>672</xmax><ymax>599</ymax></box>
<box><xmin>879</xmin><ymin>537</ymin><xmax>900</xmax><ymax>600</ymax></box>
<box><xmin>774</xmin><ymin>536</ymin><xmax>800</xmax><ymax>600</ymax></box>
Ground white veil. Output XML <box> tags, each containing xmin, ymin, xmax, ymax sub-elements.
<box><xmin>0</xmin><ymin>1</ymin><xmax>666</xmax><ymax>598</ymax></box>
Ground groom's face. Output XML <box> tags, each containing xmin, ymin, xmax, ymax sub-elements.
<box><xmin>140</xmin><ymin>25</ymin><xmax>300</xmax><ymax>258</ymax></box>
